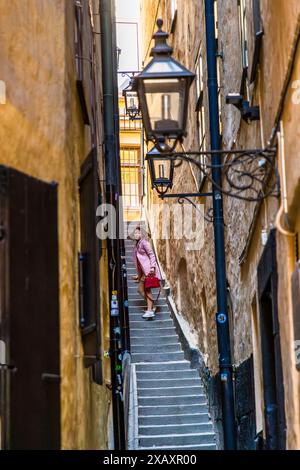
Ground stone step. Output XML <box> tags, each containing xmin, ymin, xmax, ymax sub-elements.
<box><xmin>132</xmin><ymin>335</ymin><xmax>179</xmax><ymax>346</ymax></box>
<box><xmin>139</xmin><ymin>422</ymin><xmax>213</xmax><ymax>436</ymax></box>
<box><xmin>130</xmin><ymin>319</ymin><xmax>174</xmax><ymax>328</ymax></box>
<box><xmin>137</xmin><ymin>377</ymin><xmax>201</xmax><ymax>388</ymax></box>
<box><xmin>127</xmin><ymin>285</ymin><xmax>162</xmax><ymax>292</ymax></box>
<box><xmin>138</xmin><ymin>394</ymin><xmax>206</xmax><ymax>406</ymax></box>
<box><xmin>137</xmin><ymin>369</ymin><xmax>198</xmax><ymax>380</ymax></box>
<box><xmin>130</xmin><ymin>312</ymin><xmax>170</xmax><ymax>321</ymax></box>
<box><xmin>129</xmin><ymin>306</ymin><xmax>170</xmax><ymax>313</ymax></box>
<box><xmin>127</xmin><ymin>294</ymin><xmax>163</xmax><ymax>301</ymax></box>
<box><xmin>132</xmin><ymin>344</ymin><xmax>182</xmax><ymax>354</ymax></box>
<box><xmin>138</xmin><ymin>386</ymin><xmax>204</xmax><ymax>397</ymax></box>
<box><xmin>139</xmin><ymin>413</ymin><xmax>211</xmax><ymax>426</ymax></box>
<box><xmin>135</xmin><ymin>361</ymin><xmax>191</xmax><ymax>371</ymax></box>
<box><xmin>129</xmin><ymin>314</ymin><xmax>170</xmax><ymax>323</ymax></box>
<box><xmin>139</xmin><ymin>443</ymin><xmax>217</xmax><ymax>450</ymax></box>
<box><xmin>138</xmin><ymin>432</ymin><xmax>215</xmax><ymax>448</ymax></box>
<box><xmin>128</xmin><ymin>298</ymin><xmax>166</xmax><ymax>305</ymax></box>
<box><xmin>132</xmin><ymin>351</ymin><xmax>185</xmax><ymax>363</ymax></box>
<box><xmin>124</xmin><ymin>231</ymin><xmax>216</xmax><ymax>451</ymax></box>
<box><xmin>127</xmin><ymin>295</ymin><xmax>166</xmax><ymax>301</ymax></box>
<box><xmin>138</xmin><ymin>403</ymin><xmax>209</xmax><ymax>416</ymax></box>
<box><xmin>131</xmin><ymin>342</ymin><xmax>182</xmax><ymax>354</ymax></box>
<box><xmin>125</xmin><ymin>262</ymin><xmax>135</xmax><ymax>267</ymax></box>
<box><xmin>128</xmin><ymin>299</ymin><xmax>167</xmax><ymax>307</ymax></box>
<box><xmin>131</xmin><ymin>327</ymin><xmax>176</xmax><ymax>337</ymax></box>
<box><xmin>127</xmin><ymin>284</ymin><xmax>165</xmax><ymax>292</ymax></box>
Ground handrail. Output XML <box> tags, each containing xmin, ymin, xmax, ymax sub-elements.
<box><xmin>122</xmin><ymin>351</ymin><xmax>131</xmax><ymax>447</ymax></box>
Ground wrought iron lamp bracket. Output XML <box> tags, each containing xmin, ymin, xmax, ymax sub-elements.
<box><xmin>157</xmin><ymin>147</ymin><xmax>277</xmax><ymax>203</ymax></box>
<box><xmin>119</xmin><ymin>71</ymin><xmax>142</xmax><ymax>120</ymax></box>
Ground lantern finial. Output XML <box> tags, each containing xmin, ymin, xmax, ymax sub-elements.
<box><xmin>151</xmin><ymin>19</ymin><xmax>173</xmax><ymax>57</ymax></box>
<box><xmin>156</xmin><ymin>18</ymin><xmax>163</xmax><ymax>29</ymax></box>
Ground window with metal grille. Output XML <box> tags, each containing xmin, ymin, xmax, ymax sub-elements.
<box><xmin>195</xmin><ymin>46</ymin><xmax>206</xmax><ymax>186</ymax></box>
<box><xmin>238</xmin><ymin>0</ymin><xmax>249</xmax><ymax>70</ymax></box>
<box><xmin>119</xmin><ymin>112</ymin><xmax>142</xmax><ymax>131</ymax></box>
<box><xmin>250</xmin><ymin>0</ymin><xmax>263</xmax><ymax>83</ymax></box>
<box><xmin>238</xmin><ymin>0</ymin><xmax>250</xmax><ymax>98</ymax></box>
<box><xmin>214</xmin><ymin>0</ymin><xmax>223</xmax><ymax>136</ymax></box>
<box><xmin>120</xmin><ymin>147</ymin><xmax>141</xmax><ymax>207</ymax></box>
<box><xmin>170</xmin><ymin>0</ymin><xmax>178</xmax><ymax>33</ymax></box>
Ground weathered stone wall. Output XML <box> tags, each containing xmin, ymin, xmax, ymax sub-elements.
<box><xmin>0</xmin><ymin>0</ymin><xmax>111</xmax><ymax>449</ymax></box>
<box><xmin>141</xmin><ymin>0</ymin><xmax>300</xmax><ymax>449</ymax></box>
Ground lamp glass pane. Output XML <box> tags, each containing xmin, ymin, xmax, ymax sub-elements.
<box><xmin>126</xmin><ymin>91</ymin><xmax>139</xmax><ymax>112</ymax></box>
<box><xmin>153</xmin><ymin>158</ymin><xmax>171</xmax><ymax>184</ymax></box>
<box><xmin>143</xmin><ymin>78</ymin><xmax>186</xmax><ymax>134</ymax></box>
<box><xmin>146</xmin><ymin>59</ymin><xmax>183</xmax><ymax>74</ymax></box>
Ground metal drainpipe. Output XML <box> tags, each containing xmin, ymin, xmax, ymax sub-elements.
<box><xmin>204</xmin><ymin>0</ymin><xmax>237</xmax><ymax>449</ymax></box>
<box><xmin>111</xmin><ymin>7</ymin><xmax>131</xmax><ymax>356</ymax></box>
<box><xmin>99</xmin><ymin>0</ymin><xmax>126</xmax><ymax>450</ymax></box>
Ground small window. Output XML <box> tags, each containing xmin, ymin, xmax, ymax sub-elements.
<box><xmin>120</xmin><ymin>147</ymin><xmax>141</xmax><ymax>208</ymax></box>
<box><xmin>238</xmin><ymin>0</ymin><xmax>250</xmax><ymax>98</ymax></box>
<box><xmin>195</xmin><ymin>51</ymin><xmax>204</xmax><ymax>99</ymax></box>
<box><xmin>238</xmin><ymin>0</ymin><xmax>249</xmax><ymax>70</ymax></box>
<box><xmin>74</xmin><ymin>1</ymin><xmax>83</xmax><ymax>81</ymax></box>
<box><xmin>250</xmin><ymin>0</ymin><xmax>264</xmax><ymax>83</ymax></box>
<box><xmin>195</xmin><ymin>48</ymin><xmax>206</xmax><ymax>184</ymax></box>
<box><xmin>74</xmin><ymin>0</ymin><xmax>90</xmax><ymax>125</ymax></box>
<box><xmin>195</xmin><ymin>49</ymin><xmax>205</xmax><ymax>150</ymax></box>
<box><xmin>170</xmin><ymin>0</ymin><xmax>178</xmax><ymax>33</ymax></box>
<box><xmin>214</xmin><ymin>1</ymin><xmax>223</xmax><ymax>135</ymax></box>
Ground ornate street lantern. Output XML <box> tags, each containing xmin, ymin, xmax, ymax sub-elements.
<box><xmin>135</xmin><ymin>19</ymin><xmax>195</xmax><ymax>152</ymax></box>
<box><xmin>146</xmin><ymin>145</ymin><xmax>174</xmax><ymax>194</ymax></box>
<box><xmin>122</xmin><ymin>77</ymin><xmax>141</xmax><ymax>120</ymax></box>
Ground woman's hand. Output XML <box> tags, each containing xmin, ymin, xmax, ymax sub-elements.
<box><xmin>131</xmin><ymin>274</ymin><xmax>139</xmax><ymax>282</ymax></box>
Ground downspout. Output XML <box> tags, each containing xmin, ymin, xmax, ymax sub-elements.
<box><xmin>99</xmin><ymin>0</ymin><xmax>126</xmax><ymax>450</ymax></box>
<box><xmin>204</xmin><ymin>0</ymin><xmax>236</xmax><ymax>449</ymax></box>
<box><xmin>111</xmin><ymin>8</ymin><xmax>131</xmax><ymax>355</ymax></box>
<box><xmin>111</xmin><ymin>4</ymin><xmax>131</xmax><ymax>446</ymax></box>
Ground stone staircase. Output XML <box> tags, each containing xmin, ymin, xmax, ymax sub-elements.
<box><xmin>125</xmin><ymin>223</ymin><xmax>217</xmax><ymax>450</ymax></box>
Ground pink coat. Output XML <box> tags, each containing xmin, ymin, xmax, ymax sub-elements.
<box><xmin>133</xmin><ymin>239</ymin><xmax>162</xmax><ymax>280</ymax></box>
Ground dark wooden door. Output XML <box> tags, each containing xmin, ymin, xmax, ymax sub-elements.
<box><xmin>257</xmin><ymin>229</ymin><xmax>286</xmax><ymax>450</ymax></box>
<box><xmin>0</xmin><ymin>166</ymin><xmax>60</xmax><ymax>449</ymax></box>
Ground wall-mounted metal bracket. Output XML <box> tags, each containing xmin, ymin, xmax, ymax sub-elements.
<box><xmin>225</xmin><ymin>93</ymin><xmax>260</xmax><ymax>122</ymax></box>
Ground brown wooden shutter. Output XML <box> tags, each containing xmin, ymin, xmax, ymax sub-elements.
<box><xmin>74</xmin><ymin>0</ymin><xmax>93</xmax><ymax>125</ymax></box>
<box><xmin>78</xmin><ymin>149</ymin><xmax>102</xmax><ymax>377</ymax></box>
<box><xmin>0</xmin><ymin>165</ymin><xmax>60</xmax><ymax>449</ymax></box>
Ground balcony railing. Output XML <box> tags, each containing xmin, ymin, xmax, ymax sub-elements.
<box><xmin>119</xmin><ymin>114</ymin><xmax>142</xmax><ymax>131</ymax></box>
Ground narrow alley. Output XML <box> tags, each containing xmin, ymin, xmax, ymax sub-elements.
<box><xmin>0</xmin><ymin>0</ymin><xmax>300</xmax><ymax>461</ymax></box>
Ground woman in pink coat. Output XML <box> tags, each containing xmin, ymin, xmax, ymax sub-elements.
<box><xmin>132</xmin><ymin>226</ymin><xmax>162</xmax><ymax>319</ymax></box>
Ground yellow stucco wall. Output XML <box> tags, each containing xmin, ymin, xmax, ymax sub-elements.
<box><xmin>0</xmin><ymin>0</ymin><xmax>111</xmax><ymax>449</ymax></box>
<box><xmin>275</xmin><ymin>30</ymin><xmax>300</xmax><ymax>450</ymax></box>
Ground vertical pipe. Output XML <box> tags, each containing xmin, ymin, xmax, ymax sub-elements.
<box><xmin>111</xmin><ymin>7</ymin><xmax>131</xmax><ymax>355</ymax></box>
<box><xmin>204</xmin><ymin>0</ymin><xmax>236</xmax><ymax>449</ymax></box>
<box><xmin>100</xmin><ymin>0</ymin><xmax>125</xmax><ymax>450</ymax></box>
